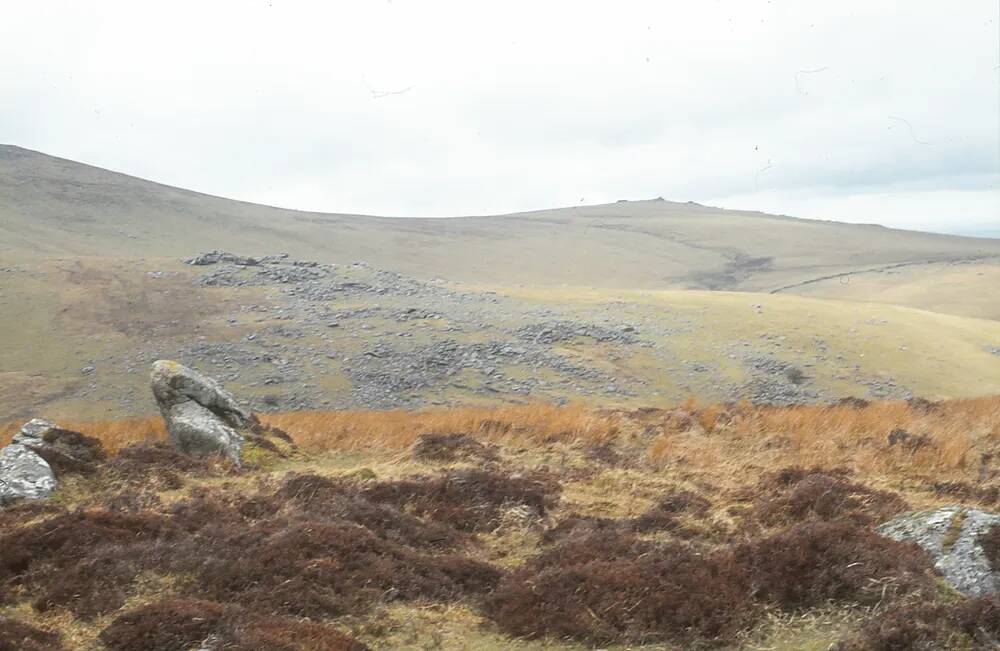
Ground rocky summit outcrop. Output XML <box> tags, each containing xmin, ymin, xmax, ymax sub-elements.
<box><xmin>185</xmin><ymin>250</ymin><xmax>261</xmax><ymax>266</ymax></box>
<box><xmin>151</xmin><ymin>360</ymin><xmax>258</xmax><ymax>465</ymax></box>
<box><xmin>0</xmin><ymin>419</ymin><xmax>59</xmax><ymax>506</ymax></box>
<box><xmin>877</xmin><ymin>506</ymin><xmax>1000</xmax><ymax>596</ymax></box>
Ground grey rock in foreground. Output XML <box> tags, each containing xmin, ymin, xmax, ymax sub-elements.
<box><xmin>0</xmin><ymin>418</ymin><xmax>58</xmax><ymax>506</ymax></box>
<box><xmin>877</xmin><ymin>506</ymin><xmax>1000</xmax><ymax>596</ymax></box>
<box><xmin>151</xmin><ymin>360</ymin><xmax>256</xmax><ymax>464</ymax></box>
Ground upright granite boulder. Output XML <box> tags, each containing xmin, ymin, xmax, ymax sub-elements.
<box><xmin>877</xmin><ymin>506</ymin><xmax>1000</xmax><ymax>596</ymax></box>
<box><xmin>0</xmin><ymin>419</ymin><xmax>59</xmax><ymax>506</ymax></box>
<box><xmin>151</xmin><ymin>360</ymin><xmax>258</xmax><ymax>465</ymax></box>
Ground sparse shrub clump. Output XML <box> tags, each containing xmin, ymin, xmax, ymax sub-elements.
<box><xmin>99</xmin><ymin>599</ymin><xmax>370</xmax><ymax>651</ymax></box>
<box><xmin>979</xmin><ymin>523</ymin><xmax>1000</xmax><ymax>571</ymax></box>
<box><xmin>0</xmin><ymin>618</ymin><xmax>63</xmax><ymax>651</ymax></box>
<box><xmin>274</xmin><ymin>473</ymin><xmax>464</xmax><ymax>548</ymax></box>
<box><xmin>833</xmin><ymin>397</ymin><xmax>870</xmax><ymax>409</ymax></box>
<box><xmin>931</xmin><ymin>480</ymin><xmax>999</xmax><ymax>506</ymax></box>
<box><xmin>0</xmin><ymin>509</ymin><xmax>177</xmax><ymax>617</ymax></box>
<box><xmin>191</xmin><ymin>517</ymin><xmax>500</xmax><ymax>617</ymax></box>
<box><xmin>584</xmin><ymin>440</ymin><xmax>625</xmax><ymax>466</ymax></box>
<box><xmin>907</xmin><ymin>397</ymin><xmax>941</xmax><ymax>414</ymax></box>
<box><xmin>223</xmin><ymin>615</ymin><xmax>370</xmax><ymax>651</ymax></box>
<box><xmin>631</xmin><ymin>488</ymin><xmax>712</xmax><ymax>533</ymax></box>
<box><xmin>0</xmin><ymin>472</ymin><xmax>503</xmax><ymax>622</ymax></box>
<box><xmin>104</xmin><ymin>441</ymin><xmax>230</xmax><ymax>492</ymax></box>
<box><xmin>835</xmin><ymin>596</ymin><xmax>1000</xmax><ymax>650</ymax></box>
<box><xmin>541</xmin><ymin>514</ymin><xmax>621</xmax><ymax>544</ymax></box>
<box><xmin>736</xmin><ymin>520</ymin><xmax>935</xmax><ymax>609</ymax></box>
<box><xmin>99</xmin><ymin>598</ymin><xmax>224</xmax><ymax>651</ymax></box>
<box><xmin>489</xmin><ymin>519</ymin><xmax>936</xmax><ymax>645</ymax></box>
<box><xmin>887</xmin><ymin>427</ymin><xmax>934</xmax><ymax>451</ymax></box>
<box><xmin>541</xmin><ymin>488</ymin><xmax>713</xmax><ymax>544</ymax></box>
<box><xmin>483</xmin><ymin>532</ymin><xmax>754</xmax><ymax>645</ymax></box>
<box><xmin>744</xmin><ymin>467</ymin><xmax>908</xmax><ymax>528</ymax></box>
<box><xmin>28</xmin><ymin>426</ymin><xmax>105</xmax><ymax>476</ymax></box>
<box><xmin>363</xmin><ymin>468</ymin><xmax>560</xmax><ymax>532</ymax></box>
<box><xmin>410</xmin><ymin>432</ymin><xmax>498</xmax><ymax>463</ymax></box>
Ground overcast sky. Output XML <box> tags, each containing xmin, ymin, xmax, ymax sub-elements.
<box><xmin>2</xmin><ymin>1</ymin><xmax>997</xmax><ymax>234</ymax></box>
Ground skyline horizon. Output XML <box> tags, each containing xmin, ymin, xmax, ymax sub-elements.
<box><xmin>3</xmin><ymin>142</ymin><xmax>995</xmax><ymax>240</ymax></box>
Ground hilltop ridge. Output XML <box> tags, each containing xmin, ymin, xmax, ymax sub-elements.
<box><xmin>3</xmin><ymin>145</ymin><xmax>999</xmax><ymax>293</ymax></box>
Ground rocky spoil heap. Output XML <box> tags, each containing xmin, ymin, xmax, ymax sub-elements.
<box><xmin>878</xmin><ymin>506</ymin><xmax>1000</xmax><ymax>597</ymax></box>
<box><xmin>151</xmin><ymin>360</ymin><xmax>259</xmax><ymax>465</ymax></box>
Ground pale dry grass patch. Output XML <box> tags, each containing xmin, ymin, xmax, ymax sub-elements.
<box><xmin>3</xmin><ymin>397</ymin><xmax>998</xmax><ymax>494</ymax></box>
<box><xmin>261</xmin><ymin>402</ymin><xmax>618</xmax><ymax>452</ymax></box>
<box><xmin>67</xmin><ymin>416</ymin><xmax>167</xmax><ymax>452</ymax></box>
<box><xmin>644</xmin><ymin>395</ymin><xmax>1000</xmax><ymax>491</ymax></box>
<box><xmin>0</xmin><ymin>601</ymin><xmax>104</xmax><ymax>651</ymax></box>
<box><xmin>0</xmin><ymin>415</ymin><xmax>166</xmax><ymax>451</ymax></box>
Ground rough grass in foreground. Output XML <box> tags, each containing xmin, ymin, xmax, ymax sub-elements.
<box><xmin>1</xmin><ymin>395</ymin><xmax>1000</xmax><ymax>649</ymax></box>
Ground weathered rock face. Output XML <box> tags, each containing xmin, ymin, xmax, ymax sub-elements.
<box><xmin>164</xmin><ymin>401</ymin><xmax>245</xmax><ymax>462</ymax></box>
<box><xmin>877</xmin><ymin>506</ymin><xmax>1000</xmax><ymax>596</ymax></box>
<box><xmin>0</xmin><ymin>419</ymin><xmax>59</xmax><ymax>506</ymax></box>
<box><xmin>151</xmin><ymin>360</ymin><xmax>256</xmax><ymax>464</ymax></box>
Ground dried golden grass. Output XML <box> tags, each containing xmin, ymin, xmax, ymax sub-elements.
<box><xmin>646</xmin><ymin>395</ymin><xmax>1000</xmax><ymax>488</ymax></box>
<box><xmin>262</xmin><ymin>402</ymin><xmax>618</xmax><ymax>452</ymax></box>
<box><xmin>0</xmin><ymin>403</ymin><xmax>613</xmax><ymax>453</ymax></box>
<box><xmin>2</xmin><ymin>396</ymin><xmax>998</xmax><ymax>490</ymax></box>
<box><xmin>0</xmin><ymin>417</ymin><xmax>166</xmax><ymax>452</ymax></box>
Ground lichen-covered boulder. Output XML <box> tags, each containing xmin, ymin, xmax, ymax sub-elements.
<box><xmin>151</xmin><ymin>360</ymin><xmax>256</xmax><ymax>429</ymax></box>
<box><xmin>151</xmin><ymin>360</ymin><xmax>256</xmax><ymax>465</ymax></box>
<box><xmin>0</xmin><ymin>419</ymin><xmax>59</xmax><ymax>506</ymax></box>
<box><xmin>877</xmin><ymin>506</ymin><xmax>1000</xmax><ymax>596</ymax></box>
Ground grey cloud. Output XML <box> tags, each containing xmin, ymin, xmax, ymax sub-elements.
<box><xmin>0</xmin><ymin>0</ymin><xmax>995</xmax><ymax>231</ymax></box>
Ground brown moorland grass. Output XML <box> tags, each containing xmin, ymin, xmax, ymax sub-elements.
<box><xmin>4</xmin><ymin>395</ymin><xmax>995</xmax><ymax>489</ymax></box>
<box><xmin>834</xmin><ymin>596</ymin><xmax>1000</xmax><ymax>650</ymax></box>
<box><xmin>98</xmin><ymin>599</ymin><xmax>371</xmax><ymax>651</ymax></box>
<box><xmin>0</xmin><ymin>617</ymin><xmax>64</xmax><ymax>651</ymax></box>
<box><xmin>0</xmin><ymin>417</ymin><xmax>168</xmax><ymax>453</ymax></box>
<box><xmin>2</xmin><ymin>396</ymin><xmax>999</xmax><ymax>649</ymax></box>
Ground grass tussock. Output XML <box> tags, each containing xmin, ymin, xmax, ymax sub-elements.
<box><xmin>362</xmin><ymin>468</ymin><xmax>560</xmax><ymax>533</ymax></box>
<box><xmin>0</xmin><ymin>617</ymin><xmax>64</xmax><ymax>651</ymax></box>
<box><xmin>740</xmin><ymin>467</ymin><xmax>910</xmax><ymax>528</ymax></box>
<box><xmin>644</xmin><ymin>395</ymin><xmax>1000</xmax><ymax>489</ymax></box>
<box><xmin>483</xmin><ymin>531</ymin><xmax>755</xmax><ymax>645</ymax></box>
<box><xmin>835</xmin><ymin>596</ymin><xmax>1000</xmax><ymax>650</ymax></box>
<box><xmin>262</xmin><ymin>402</ymin><xmax>619</xmax><ymax>451</ymax></box>
<box><xmin>484</xmin><ymin>519</ymin><xmax>936</xmax><ymax>646</ymax></box>
<box><xmin>0</xmin><ymin>417</ymin><xmax>167</xmax><ymax>452</ymax></box>
<box><xmin>99</xmin><ymin>598</ymin><xmax>370</xmax><ymax>651</ymax></box>
<box><xmin>980</xmin><ymin>523</ymin><xmax>1000</xmax><ymax>571</ymax></box>
<box><xmin>735</xmin><ymin>520</ymin><xmax>935</xmax><ymax>609</ymax></box>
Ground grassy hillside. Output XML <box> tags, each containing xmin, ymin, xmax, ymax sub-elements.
<box><xmin>1</xmin><ymin>145</ymin><xmax>998</xmax><ymax>424</ymax></box>
<box><xmin>4</xmin><ymin>145</ymin><xmax>999</xmax><ymax>297</ymax></box>
<box><xmin>3</xmin><ymin>256</ymin><xmax>999</xmax><ymax>423</ymax></box>
<box><xmin>780</xmin><ymin>258</ymin><xmax>1000</xmax><ymax>321</ymax></box>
